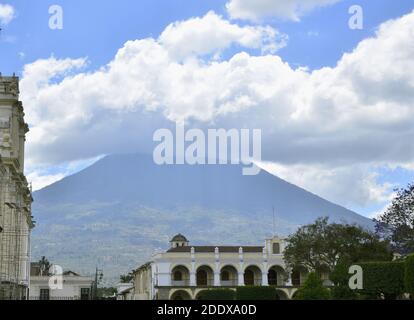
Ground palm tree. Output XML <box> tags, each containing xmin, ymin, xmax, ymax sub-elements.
<box><xmin>39</xmin><ymin>256</ymin><xmax>51</xmax><ymax>276</ymax></box>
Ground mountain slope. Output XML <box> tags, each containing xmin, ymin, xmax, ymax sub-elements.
<box><xmin>31</xmin><ymin>153</ymin><xmax>372</xmax><ymax>283</ymax></box>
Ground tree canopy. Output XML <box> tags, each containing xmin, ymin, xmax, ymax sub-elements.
<box><xmin>120</xmin><ymin>273</ymin><xmax>134</xmax><ymax>283</ymax></box>
<box><xmin>38</xmin><ymin>256</ymin><xmax>51</xmax><ymax>276</ymax></box>
<box><xmin>284</xmin><ymin>217</ymin><xmax>392</xmax><ymax>272</ymax></box>
<box><xmin>375</xmin><ymin>183</ymin><xmax>414</xmax><ymax>255</ymax></box>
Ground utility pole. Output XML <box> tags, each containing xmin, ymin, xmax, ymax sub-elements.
<box><xmin>93</xmin><ymin>267</ymin><xmax>103</xmax><ymax>300</ymax></box>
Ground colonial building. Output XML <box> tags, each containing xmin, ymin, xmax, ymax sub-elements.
<box><xmin>0</xmin><ymin>75</ymin><xmax>35</xmax><ymax>300</ymax></box>
<box><xmin>116</xmin><ymin>283</ymin><xmax>134</xmax><ymax>300</ymax></box>
<box><xmin>132</xmin><ymin>234</ymin><xmax>310</xmax><ymax>300</ymax></box>
<box><xmin>29</xmin><ymin>263</ymin><xmax>93</xmax><ymax>300</ymax></box>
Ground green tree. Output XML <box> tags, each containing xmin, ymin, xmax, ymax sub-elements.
<box><xmin>38</xmin><ymin>256</ymin><xmax>51</xmax><ymax>276</ymax></box>
<box><xmin>284</xmin><ymin>217</ymin><xmax>392</xmax><ymax>273</ymax></box>
<box><xmin>375</xmin><ymin>183</ymin><xmax>414</xmax><ymax>255</ymax></box>
<box><xmin>293</xmin><ymin>273</ymin><xmax>330</xmax><ymax>300</ymax></box>
<box><xmin>97</xmin><ymin>287</ymin><xmax>117</xmax><ymax>300</ymax></box>
<box><xmin>120</xmin><ymin>272</ymin><xmax>134</xmax><ymax>283</ymax></box>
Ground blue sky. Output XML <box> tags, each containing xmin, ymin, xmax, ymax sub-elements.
<box><xmin>1</xmin><ymin>0</ymin><xmax>414</xmax><ymax>217</ymax></box>
<box><xmin>2</xmin><ymin>0</ymin><xmax>413</xmax><ymax>74</ymax></box>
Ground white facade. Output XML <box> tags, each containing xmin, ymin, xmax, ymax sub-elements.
<box><xmin>133</xmin><ymin>234</ymin><xmax>308</xmax><ymax>300</ymax></box>
<box><xmin>116</xmin><ymin>283</ymin><xmax>134</xmax><ymax>300</ymax></box>
<box><xmin>29</xmin><ymin>272</ymin><xmax>93</xmax><ymax>300</ymax></box>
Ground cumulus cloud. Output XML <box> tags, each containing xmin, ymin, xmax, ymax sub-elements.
<box><xmin>20</xmin><ymin>10</ymin><xmax>414</xmax><ymax>211</ymax></box>
<box><xmin>226</xmin><ymin>0</ymin><xmax>342</xmax><ymax>21</ymax></box>
<box><xmin>159</xmin><ymin>11</ymin><xmax>288</xmax><ymax>59</ymax></box>
<box><xmin>27</xmin><ymin>171</ymin><xmax>66</xmax><ymax>191</ymax></box>
<box><xmin>26</xmin><ymin>156</ymin><xmax>104</xmax><ymax>191</ymax></box>
<box><xmin>258</xmin><ymin>162</ymin><xmax>395</xmax><ymax>207</ymax></box>
<box><xmin>0</xmin><ymin>3</ymin><xmax>15</xmax><ymax>25</ymax></box>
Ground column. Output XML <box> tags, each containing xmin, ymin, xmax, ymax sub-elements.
<box><xmin>214</xmin><ymin>272</ymin><xmax>220</xmax><ymax>286</ymax></box>
<box><xmin>238</xmin><ymin>272</ymin><xmax>244</xmax><ymax>286</ymax></box>
<box><xmin>190</xmin><ymin>272</ymin><xmax>196</xmax><ymax>286</ymax></box>
<box><xmin>214</xmin><ymin>247</ymin><xmax>220</xmax><ymax>286</ymax></box>
<box><xmin>262</xmin><ymin>272</ymin><xmax>268</xmax><ymax>286</ymax></box>
<box><xmin>286</xmin><ymin>270</ymin><xmax>292</xmax><ymax>286</ymax></box>
<box><xmin>190</xmin><ymin>247</ymin><xmax>196</xmax><ymax>286</ymax></box>
<box><xmin>238</xmin><ymin>247</ymin><xmax>244</xmax><ymax>286</ymax></box>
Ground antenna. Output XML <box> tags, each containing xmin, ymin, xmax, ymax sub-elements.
<box><xmin>272</xmin><ymin>206</ymin><xmax>276</xmax><ymax>237</ymax></box>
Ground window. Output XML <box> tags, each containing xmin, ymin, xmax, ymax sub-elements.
<box><xmin>173</xmin><ymin>271</ymin><xmax>182</xmax><ymax>281</ymax></box>
<box><xmin>81</xmin><ymin>288</ymin><xmax>90</xmax><ymax>300</ymax></box>
<box><xmin>272</xmin><ymin>243</ymin><xmax>280</xmax><ymax>254</ymax></box>
<box><xmin>39</xmin><ymin>289</ymin><xmax>50</xmax><ymax>300</ymax></box>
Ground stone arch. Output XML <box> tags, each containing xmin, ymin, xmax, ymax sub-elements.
<box><xmin>220</xmin><ymin>265</ymin><xmax>238</xmax><ymax>286</ymax></box>
<box><xmin>244</xmin><ymin>265</ymin><xmax>262</xmax><ymax>286</ymax></box>
<box><xmin>268</xmin><ymin>265</ymin><xmax>286</xmax><ymax>286</ymax></box>
<box><xmin>317</xmin><ymin>264</ymin><xmax>333</xmax><ymax>287</ymax></box>
<box><xmin>171</xmin><ymin>265</ymin><xmax>190</xmax><ymax>286</ymax></box>
<box><xmin>290</xmin><ymin>289</ymin><xmax>300</xmax><ymax>300</ymax></box>
<box><xmin>170</xmin><ymin>290</ymin><xmax>192</xmax><ymax>300</ymax></box>
<box><xmin>291</xmin><ymin>266</ymin><xmax>308</xmax><ymax>286</ymax></box>
<box><xmin>275</xmin><ymin>289</ymin><xmax>289</xmax><ymax>300</ymax></box>
<box><xmin>195</xmin><ymin>290</ymin><xmax>209</xmax><ymax>300</ymax></box>
<box><xmin>196</xmin><ymin>265</ymin><xmax>214</xmax><ymax>286</ymax></box>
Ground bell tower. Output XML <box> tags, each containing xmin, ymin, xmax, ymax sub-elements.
<box><xmin>265</xmin><ymin>236</ymin><xmax>285</xmax><ymax>255</ymax></box>
<box><xmin>0</xmin><ymin>74</ymin><xmax>34</xmax><ymax>300</ymax></box>
<box><xmin>170</xmin><ymin>234</ymin><xmax>189</xmax><ymax>248</ymax></box>
<box><xmin>0</xmin><ymin>74</ymin><xmax>29</xmax><ymax>173</ymax></box>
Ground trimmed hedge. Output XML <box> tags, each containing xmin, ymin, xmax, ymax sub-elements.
<box><xmin>359</xmin><ymin>261</ymin><xmax>405</xmax><ymax>300</ymax></box>
<box><xmin>236</xmin><ymin>286</ymin><xmax>278</xmax><ymax>300</ymax></box>
<box><xmin>330</xmin><ymin>262</ymin><xmax>358</xmax><ymax>300</ymax></box>
<box><xmin>197</xmin><ymin>289</ymin><xmax>236</xmax><ymax>300</ymax></box>
<box><xmin>405</xmin><ymin>254</ymin><xmax>414</xmax><ymax>297</ymax></box>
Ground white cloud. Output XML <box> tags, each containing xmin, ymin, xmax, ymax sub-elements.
<box><xmin>0</xmin><ymin>3</ymin><xmax>15</xmax><ymax>25</ymax></box>
<box><xmin>226</xmin><ymin>0</ymin><xmax>341</xmax><ymax>21</ymax></box>
<box><xmin>27</xmin><ymin>171</ymin><xmax>66</xmax><ymax>191</ymax></box>
<box><xmin>159</xmin><ymin>11</ymin><xmax>288</xmax><ymax>60</ymax></box>
<box><xmin>26</xmin><ymin>155</ymin><xmax>104</xmax><ymax>191</ymax></box>
<box><xmin>20</xmin><ymin>10</ymin><xmax>414</xmax><ymax>209</ymax></box>
<box><xmin>258</xmin><ymin>162</ymin><xmax>394</xmax><ymax>207</ymax></box>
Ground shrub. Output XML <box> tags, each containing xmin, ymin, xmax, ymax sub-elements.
<box><xmin>359</xmin><ymin>261</ymin><xmax>405</xmax><ymax>300</ymax></box>
<box><xmin>197</xmin><ymin>289</ymin><xmax>236</xmax><ymax>300</ymax></box>
<box><xmin>405</xmin><ymin>254</ymin><xmax>414</xmax><ymax>298</ymax></box>
<box><xmin>236</xmin><ymin>286</ymin><xmax>278</xmax><ymax>300</ymax></box>
<box><xmin>293</xmin><ymin>273</ymin><xmax>331</xmax><ymax>300</ymax></box>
